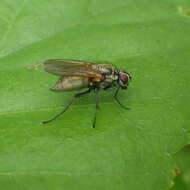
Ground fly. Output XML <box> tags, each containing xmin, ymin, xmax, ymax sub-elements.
<box><xmin>42</xmin><ymin>59</ymin><xmax>132</xmax><ymax>128</ymax></box>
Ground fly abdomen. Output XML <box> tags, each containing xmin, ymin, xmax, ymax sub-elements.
<box><xmin>51</xmin><ymin>76</ymin><xmax>89</xmax><ymax>91</ymax></box>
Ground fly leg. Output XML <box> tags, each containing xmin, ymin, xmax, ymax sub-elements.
<box><xmin>42</xmin><ymin>88</ymin><xmax>92</xmax><ymax>124</ymax></box>
<box><xmin>104</xmin><ymin>85</ymin><xmax>114</xmax><ymax>91</ymax></box>
<box><xmin>92</xmin><ymin>88</ymin><xmax>100</xmax><ymax>128</ymax></box>
<box><xmin>114</xmin><ymin>87</ymin><xmax>130</xmax><ymax>110</ymax></box>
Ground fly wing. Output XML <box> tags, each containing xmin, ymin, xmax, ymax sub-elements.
<box><xmin>44</xmin><ymin>59</ymin><xmax>104</xmax><ymax>81</ymax></box>
<box><xmin>44</xmin><ymin>59</ymin><xmax>93</xmax><ymax>75</ymax></box>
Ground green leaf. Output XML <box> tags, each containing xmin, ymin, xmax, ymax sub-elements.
<box><xmin>0</xmin><ymin>0</ymin><xmax>190</xmax><ymax>189</ymax></box>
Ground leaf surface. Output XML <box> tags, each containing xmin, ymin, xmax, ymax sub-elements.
<box><xmin>0</xmin><ymin>0</ymin><xmax>190</xmax><ymax>189</ymax></box>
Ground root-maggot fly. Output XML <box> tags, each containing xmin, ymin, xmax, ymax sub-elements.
<box><xmin>42</xmin><ymin>59</ymin><xmax>132</xmax><ymax>128</ymax></box>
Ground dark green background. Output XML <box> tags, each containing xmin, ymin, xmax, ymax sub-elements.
<box><xmin>172</xmin><ymin>146</ymin><xmax>190</xmax><ymax>190</ymax></box>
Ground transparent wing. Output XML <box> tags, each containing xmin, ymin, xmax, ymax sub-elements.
<box><xmin>43</xmin><ymin>59</ymin><xmax>104</xmax><ymax>80</ymax></box>
<box><xmin>44</xmin><ymin>59</ymin><xmax>93</xmax><ymax>75</ymax></box>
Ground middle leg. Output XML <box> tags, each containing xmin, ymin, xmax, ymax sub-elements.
<box><xmin>92</xmin><ymin>88</ymin><xmax>100</xmax><ymax>128</ymax></box>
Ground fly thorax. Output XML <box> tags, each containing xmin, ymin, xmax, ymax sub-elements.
<box><xmin>106</xmin><ymin>73</ymin><xmax>118</xmax><ymax>81</ymax></box>
<box><xmin>93</xmin><ymin>64</ymin><xmax>113</xmax><ymax>75</ymax></box>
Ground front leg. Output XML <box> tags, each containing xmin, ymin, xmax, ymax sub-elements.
<box><xmin>114</xmin><ymin>87</ymin><xmax>130</xmax><ymax>110</ymax></box>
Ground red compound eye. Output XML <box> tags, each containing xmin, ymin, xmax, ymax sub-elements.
<box><xmin>120</xmin><ymin>73</ymin><xmax>129</xmax><ymax>84</ymax></box>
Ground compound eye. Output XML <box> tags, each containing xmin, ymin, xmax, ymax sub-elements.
<box><xmin>120</xmin><ymin>73</ymin><xmax>129</xmax><ymax>84</ymax></box>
